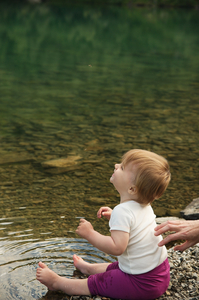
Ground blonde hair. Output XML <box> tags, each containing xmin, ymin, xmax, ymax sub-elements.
<box><xmin>122</xmin><ymin>149</ymin><xmax>171</xmax><ymax>205</ymax></box>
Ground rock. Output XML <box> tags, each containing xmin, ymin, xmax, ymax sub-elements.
<box><xmin>180</xmin><ymin>198</ymin><xmax>199</xmax><ymax>220</ymax></box>
<box><xmin>84</xmin><ymin>139</ymin><xmax>103</xmax><ymax>151</ymax></box>
<box><xmin>154</xmin><ymin>207</ymin><xmax>169</xmax><ymax>217</ymax></box>
<box><xmin>156</xmin><ymin>216</ymin><xmax>182</xmax><ymax>225</ymax></box>
<box><xmin>41</xmin><ymin>156</ymin><xmax>82</xmax><ymax>174</ymax></box>
<box><xmin>43</xmin><ymin>165</ymin><xmax>83</xmax><ymax>174</ymax></box>
<box><xmin>82</xmin><ymin>159</ymin><xmax>104</xmax><ymax>164</ymax></box>
<box><xmin>85</xmin><ymin>197</ymin><xmax>107</xmax><ymax>205</ymax></box>
<box><xmin>0</xmin><ymin>182</ymin><xmax>13</xmax><ymax>186</ymax></box>
<box><xmin>0</xmin><ymin>152</ymin><xmax>35</xmax><ymax>165</ymax></box>
<box><xmin>41</xmin><ymin>156</ymin><xmax>82</xmax><ymax>168</ymax></box>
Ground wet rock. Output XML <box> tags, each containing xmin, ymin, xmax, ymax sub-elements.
<box><xmin>84</xmin><ymin>139</ymin><xmax>103</xmax><ymax>151</ymax></box>
<box><xmin>0</xmin><ymin>181</ymin><xmax>13</xmax><ymax>186</ymax></box>
<box><xmin>85</xmin><ymin>197</ymin><xmax>107</xmax><ymax>206</ymax></box>
<box><xmin>154</xmin><ymin>207</ymin><xmax>168</xmax><ymax>217</ymax></box>
<box><xmin>180</xmin><ymin>198</ymin><xmax>199</xmax><ymax>220</ymax></box>
<box><xmin>41</xmin><ymin>156</ymin><xmax>82</xmax><ymax>168</ymax></box>
<box><xmin>41</xmin><ymin>156</ymin><xmax>82</xmax><ymax>174</ymax></box>
<box><xmin>0</xmin><ymin>152</ymin><xmax>35</xmax><ymax>165</ymax></box>
<box><xmin>82</xmin><ymin>159</ymin><xmax>104</xmax><ymax>164</ymax></box>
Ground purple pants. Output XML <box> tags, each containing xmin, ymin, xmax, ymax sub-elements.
<box><xmin>87</xmin><ymin>258</ymin><xmax>170</xmax><ymax>300</ymax></box>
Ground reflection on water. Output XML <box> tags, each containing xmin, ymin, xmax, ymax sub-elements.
<box><xmin>0</xmin><ymin>2</ymin><xmax>199</xmax><ymax>299</ymax></box>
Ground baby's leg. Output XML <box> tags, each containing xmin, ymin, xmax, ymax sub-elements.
<box><xmin>73</xmin><ymin>254</ymin><xmax>111</xmax><ymax>275</ymax></box>
<box><xmin>36</xmin><ymin>262</ymin><xmax>90</xmax><ymax>295</ymax></box>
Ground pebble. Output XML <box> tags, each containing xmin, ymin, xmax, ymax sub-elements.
<box><xmin>158</xmin><ymin>245</ymin><xmax>199</xmax><ymax>300</ymax></box>
<box><xmin>43</xmin><ymin>245</ymin><xmax>199</xmax><ymax>300</ymax></box>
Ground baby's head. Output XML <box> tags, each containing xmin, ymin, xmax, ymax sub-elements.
<box><xmin>122</xmin><ymin>149</ymin><xmax>171</xmax><ymax>205</ymax></box>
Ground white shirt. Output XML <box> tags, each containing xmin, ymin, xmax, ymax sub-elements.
<box><xmin>109</xmin><ymin>201</ymin><xmax>167</xmax><ymax>275</ymax></box>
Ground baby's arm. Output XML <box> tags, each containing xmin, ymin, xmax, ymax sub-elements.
<box><xmin>76</xmin><ymin>218</ymin><xmax>128</xmax><ymax>256</ymax></box>
<box><xmin>97</xmin><ymin>206</ymin><xmax>113</xmax><ymax>220</ymax></box>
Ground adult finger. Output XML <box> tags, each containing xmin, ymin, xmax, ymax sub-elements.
<box><xmin>158</xmin><ymin>232</ymin><xmax>182</xmax><ymax>247</ymax></box>
<box><xmin>155</xmin><ymin>220</ymin><xmax>183</xmax><ymax>231</ymax></box>
<box><xmin>154</xmin><ymin>224</ymin><xmax>174</xmax><ymax>236</ymax></box>
<box><xmin>155</xmin><ymin>222</ymin><xmax>183</xmax><ymax>236</ymax></box>
<box><xmin>173</xmin><ymin>240</ymin><xmax>191</xmax><ymax>252</ymax></box>
<box><xmin>174</xmin><ymin>238</ymin><xmax>198</xmax><ymax>251</ymax></box>
<box><xmin>154</xmin><ymin>222</ymin><xmax>168</xmax><ymax>231</ymax></box>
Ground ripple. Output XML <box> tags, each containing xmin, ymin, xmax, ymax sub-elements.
<box><xmin>0</xmin><ymin>238</ymin><xmax>115</xmax><ymax>300</ymax></box>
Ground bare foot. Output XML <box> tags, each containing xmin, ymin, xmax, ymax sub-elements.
<box><xmin>73</xmin><ymin>255</ymin><xmax>91</xmax><ymax>275</ymax></box>
<box><xmin>36</xmin><ymin>261</ymin><xmax>60</xmax><ymax>291</ymax></box>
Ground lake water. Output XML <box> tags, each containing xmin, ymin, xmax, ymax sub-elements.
<box><xmin>0</xmin><ymin>2</ymin><xmax>199</xmax><ymax>299</ymax></box>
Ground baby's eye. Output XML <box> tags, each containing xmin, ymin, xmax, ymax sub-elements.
<box><xmin>121</xmin><ymin>165</ymin><xmax>124</xmax><ymax>170</ymax></box>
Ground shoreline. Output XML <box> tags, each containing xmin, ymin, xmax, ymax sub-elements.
<box><xmin>41</xmin><ymin>243</ymin><xmax>199</xmax><ymax>300</ymax></box>
<box><xmin>41</xmin><ymin>216</ymin><xmax>199</xmax><ymax>299</ymax></box>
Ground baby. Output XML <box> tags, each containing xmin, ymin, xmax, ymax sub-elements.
<box><xmin>36</xmin><ymin>149</ymin><xmax>171</xmax><ymax>300</ymax></box>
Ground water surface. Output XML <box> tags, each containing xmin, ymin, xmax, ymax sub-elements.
<box><xmin>0</xmin><ymin>3</ymin><xmax>199</xmax><ymax>299</ymax></box>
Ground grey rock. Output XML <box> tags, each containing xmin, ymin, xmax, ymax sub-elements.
<box><xmin>180</xmin><ymin>198</ymin><xmax>199</xmax><ymax>220</ymax></box>
<box><xmin>156</xmin><ymin>216</ymin><xmax>182</xmax><ymax>225</ymax></box>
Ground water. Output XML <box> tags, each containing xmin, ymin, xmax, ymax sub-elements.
<box><xmin>0</xmin><ymin>237</ymin><xmax>114</xmax><ymax>299</ymax></box>
<box><xmin>0</xmin><ymin>2</ymin><xmax>199</xmax><ymax>299</ymax></box>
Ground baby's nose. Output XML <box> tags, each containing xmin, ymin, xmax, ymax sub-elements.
<box><xmin>115</xmin><ymin>163</ymin><xmax>119</xmax><ymax>169</ymax></box>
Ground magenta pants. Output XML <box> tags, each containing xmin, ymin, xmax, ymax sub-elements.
<box><xmin>87</xmin><ymin>258</ymin><xmax>170</xmax><ymax>300</ymax></box>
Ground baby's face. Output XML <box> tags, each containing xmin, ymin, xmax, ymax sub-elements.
<box><xmin>110</xmin><ymin>162</ymin><xmax>136</xmax><ymax>196</ymax></box>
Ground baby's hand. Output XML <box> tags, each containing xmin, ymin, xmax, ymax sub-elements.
<box><xmin>76</xmin><ymin>219</ymin><xmax>94</xmax><ymax>239</ymax></box>
<box><xmin>97</xmin><ymin>206</ymin><xmax>112</xmax><ymax>220</ymax></box>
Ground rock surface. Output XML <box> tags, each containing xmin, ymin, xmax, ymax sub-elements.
<box><xmin>181</xmin><ymin>198</ymin><xmax>199</xmax><ymax>220</ymax></box>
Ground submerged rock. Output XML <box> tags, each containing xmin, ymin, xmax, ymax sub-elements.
<box><xmin>0</xmin><ymin>152</ymin><xmax>35</xmax><ymax>165</ymax></box>
<box><xmin>41</xmin><ymin>156</ymin><xmax>82</xmax><ymax>174</ymax></box>
<box><xmin>41</xmin><ymin>156</ymin><xmax>82</xmax><ymax>168</ymax></box>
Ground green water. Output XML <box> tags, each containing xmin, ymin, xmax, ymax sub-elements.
<box><xmin>0</xmin><ymin>2</ymin><xmax>199</xmax><ymax>299</ymax></box>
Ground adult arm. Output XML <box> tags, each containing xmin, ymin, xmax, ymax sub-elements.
<box><xmin>76</xmin><ymin>218</ymin><xmax>129</xmax><ymax>256</ymax></box>
<box><xmin>154</xmin><ymin>219</ymin><xmax>199</xmax><ymax>251</ymax></box>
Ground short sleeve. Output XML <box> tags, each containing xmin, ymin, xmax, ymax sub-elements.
<box><xmin>109</xmin><ymin>204</ymin><xmax>135</xmax><ymax>233</ymax></box>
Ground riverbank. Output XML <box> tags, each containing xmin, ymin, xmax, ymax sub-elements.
<box><xmin>158</xmin><ymin>245</ymin><xmax>199</xmax><ymax>299</ymax></box>
<box><xmin>40</xmin><ymin>243</ymin><xmax>199</xmax><ymax>300</ymax></box>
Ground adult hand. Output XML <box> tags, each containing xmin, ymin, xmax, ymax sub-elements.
<box><xmin>97</xmin><ymin>206</ymin><xmax>113</xmax><ymax>220</ymax></box>
<box><xmin>76</xmin><ymin>219</ymin><xmax>94</xmax><ymax>239</ymax></box>
<box><xmin>154</xmin><ymin>219</ymin><xmax>199</xmax><ymax>251</ymax></box>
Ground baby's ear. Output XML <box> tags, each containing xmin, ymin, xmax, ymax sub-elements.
<box><xmin>128</xmin><ymin>185</ymin><xmax>137</xmax><ymax>195</ymax></box>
